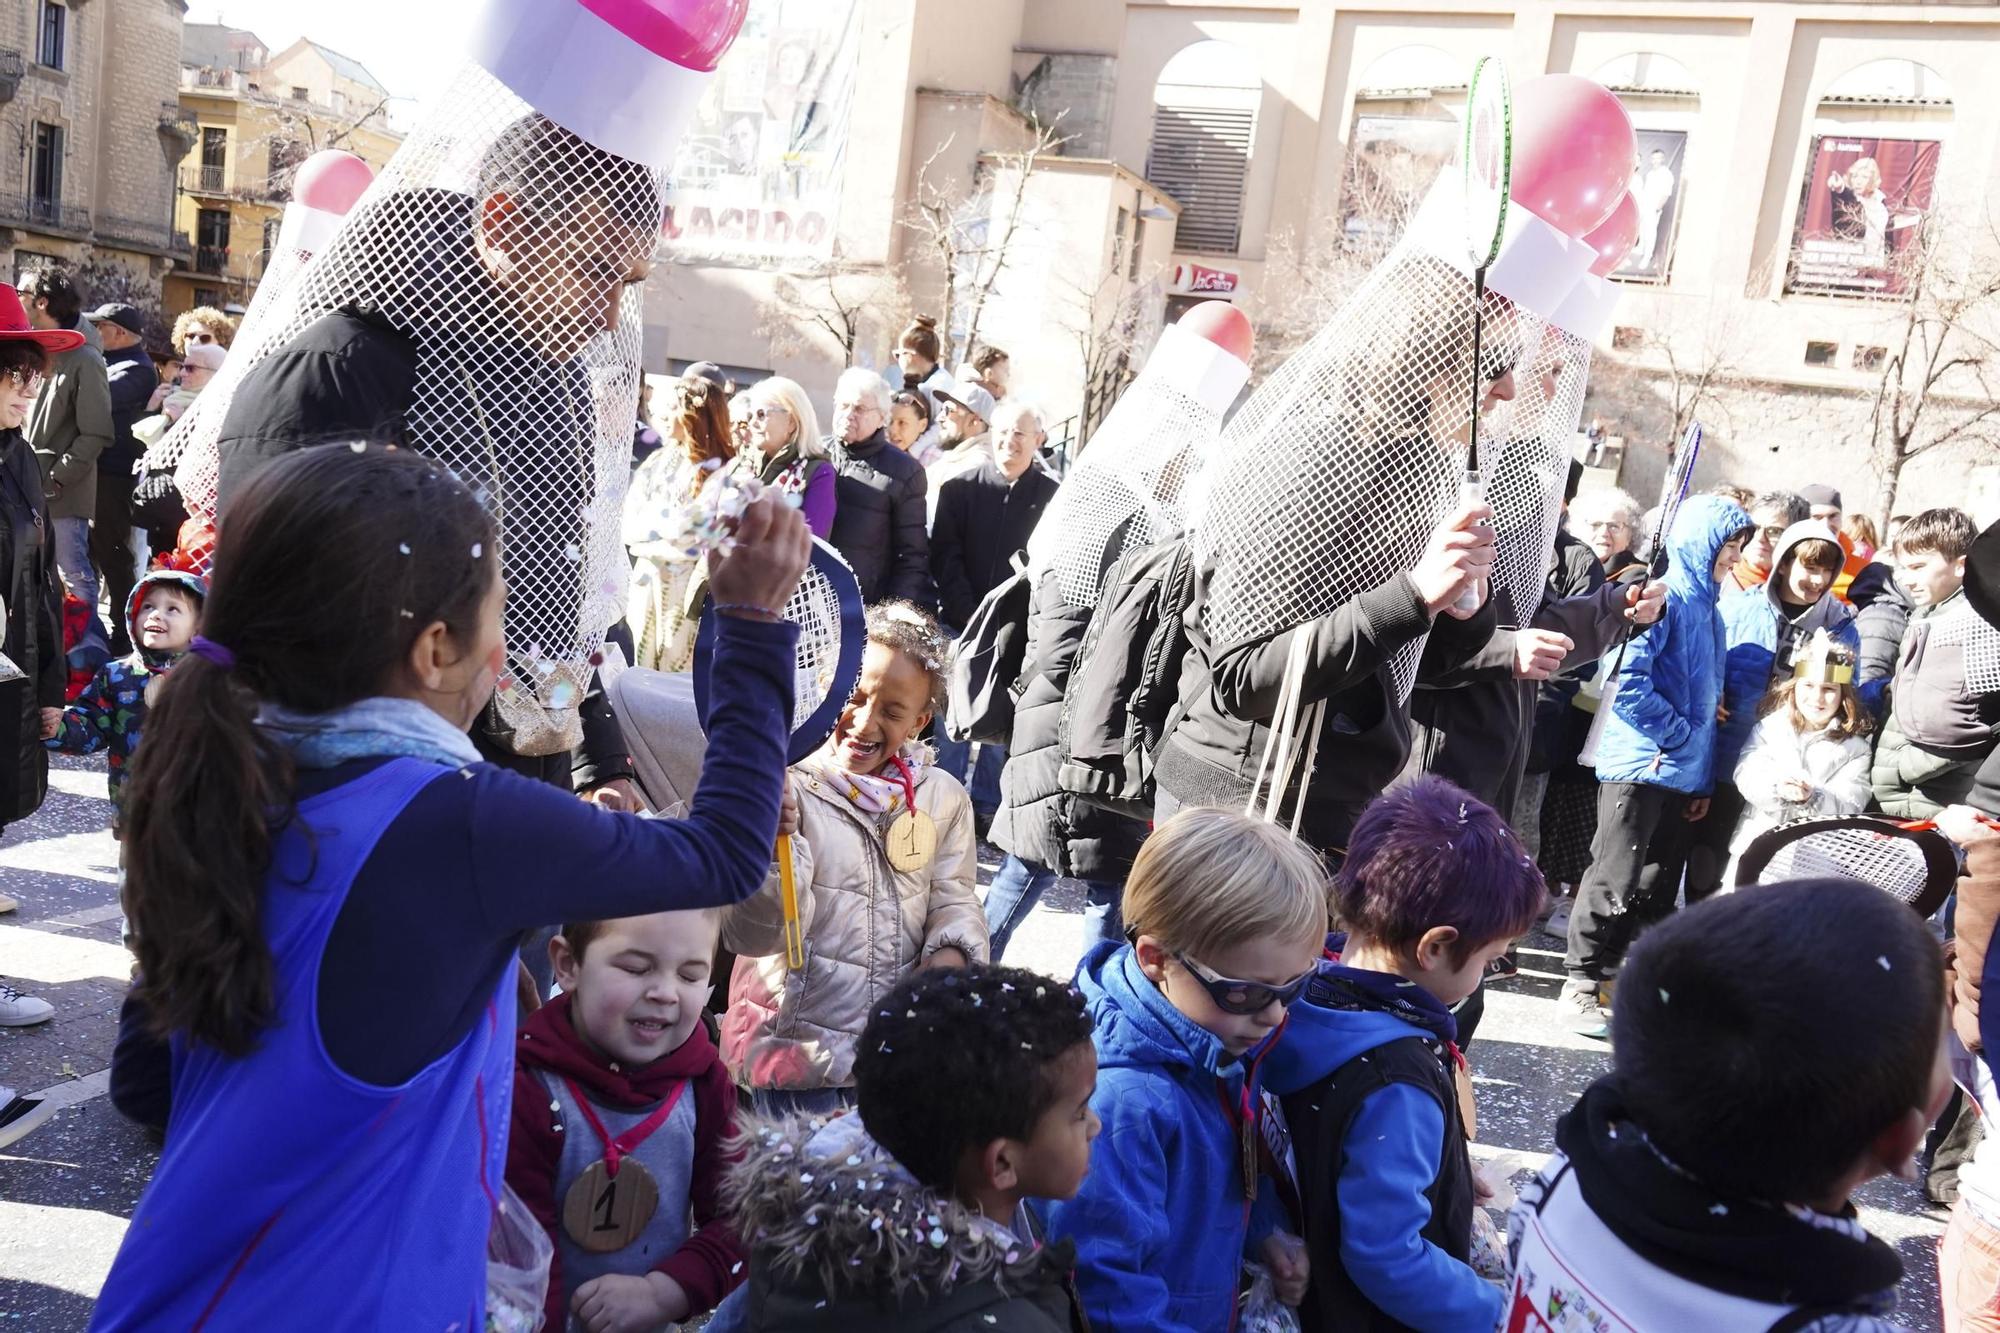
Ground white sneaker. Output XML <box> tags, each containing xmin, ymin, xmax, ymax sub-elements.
<box><xmin>0</xmin><ymin>982</ymin><xmax>53</xmax><ymax>1027</ymax></box>
<box><xmin>0</xmin><ymin>1088</ymin><xmax>54</xmax><ymax>1150</ymax></box>
<box><xmin>0</xmin><ymin>893</ymin><xmax>16</xmax><ymax>914</ymax></box>
<box><xmin>1545</xmin><ymin>898</ymin><xmax>1572</xmax><ymax>938</ymax></box>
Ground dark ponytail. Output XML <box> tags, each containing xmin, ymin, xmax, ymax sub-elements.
<box><xmin>124</xmin><ymin>446</ymin><xmax>496</xmax><ymax>1055</ymax></box>
<box><xmin>898</xmin><ymin>314</ymin><xmax>942</xmax><ymax>366</ymax></box>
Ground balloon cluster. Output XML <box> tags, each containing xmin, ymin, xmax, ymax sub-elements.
<box><xmin>1508</xmin><ymin>73</ymin><xmax>1642</xmax><ymax>272</ymax></box>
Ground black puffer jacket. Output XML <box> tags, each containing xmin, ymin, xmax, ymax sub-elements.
<box><xmin>931</xmin><ymin>461</ymin><xmax>1058</xmax><ymax>628</ymax></box>
<box><xmin>213</xmin><ymin>305</ymin><xmax>634</xmax><ymax>792</ymax></box>
<box><xmin>0</xmin><ymin>429</ymin><xmax>64</xmax><ymax>826</ymax></box>
<box><xmin>990</xmin><ymin>570</ymin><xmax>1147</xmax><ymax>884</ymax></box>
<box><xmin>1154</xmin><ymin>563</ymin><xmax>1493</xmax><ymax>854</ymax></box>
<box><xmin>827</xmin><ymin>428</ymin><xmax>935</xmax><ymax>610</ymax></box>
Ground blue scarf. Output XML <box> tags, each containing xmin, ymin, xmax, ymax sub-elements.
<box><xmin>257</xmin><ymin>697</ymin><xmax>483</xmax><ymax>770</ymax></box>
<box><xmin>1307</xmin><ymin>932</ymin><xmax>1460</xmax><ymax>1046</ymax></box>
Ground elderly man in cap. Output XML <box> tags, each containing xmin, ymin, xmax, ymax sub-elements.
<box><xmin>925</xmin><ymin>379</ymin><xmax>996</xmax><ymax>524</ymax></box>
<box><xmin>87</xmin><ymin>303</ymin><xmax>158</xmax><ymax>654</ymax></box>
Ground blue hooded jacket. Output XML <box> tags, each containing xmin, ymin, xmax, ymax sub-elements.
<box><xmin>1716</xmin><ymin>521</ymin><xmax>1860</xmax><ymax>775</ymax></box>
<box><xmin>1044</xmin><ymin>941</ymin><xmax>1286</xmax><ymax>1333</ymax></box>
<box><xmin>1592</xmin><ymin>494</ymin><xmax>1752</xmax><ymax>794</ymax></box>
<box><xmin>1263</xmin><ymin>973</ymin><xmax>1503</xmax><ymax>1332</ymax></box>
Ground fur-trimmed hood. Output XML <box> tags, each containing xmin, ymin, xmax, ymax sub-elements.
<box><xmin>724</xmin><ymin>1112</ymin><xmax>1080</xmax><ymax>1331</ymax></box>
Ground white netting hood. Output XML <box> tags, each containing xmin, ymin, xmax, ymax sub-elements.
<box><xmin>1484</xmin><ymin>325</ymin><xmax>1592</xmax><ymax>626</ymax></box>
<box><xmin>1026</xmin><ymin>313</ymin><xmax>1252</xmax><ymax>608</ymax></box>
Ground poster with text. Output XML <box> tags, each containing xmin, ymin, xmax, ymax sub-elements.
<box><xmin>1614</xmin><ymin>128</ymin><xmax>1687</xmax><ymax>283</ymax></box>
<box><xmin>1788</xmin><ymin>134</ymin><xmax>1940</xmax><ymax>297</ymax></box>
<box><xmin>1342</xmin><ymin>115</ymin><xmax>1457</xmax><ymax>252</ymax></box>
<box><xmin>660</xmin><ymin>0</ymin><xmax>859</xmax><ymax>265</ymax></box>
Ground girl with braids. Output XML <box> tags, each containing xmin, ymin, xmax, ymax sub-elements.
<box><xmin>93</xmin><ymin>444</ymin><xmax>809</xmax><ymax>1329</ymax></box>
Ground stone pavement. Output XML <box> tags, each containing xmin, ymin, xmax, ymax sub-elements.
<box><xmin>0</xmin><ymin>753</ymin><xmax>1951</xmax><ymax>1329</ymax></box>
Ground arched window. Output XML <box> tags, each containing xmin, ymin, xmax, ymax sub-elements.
<box><xmin>1146</xmin><ymin>40</ymin><xmax>1259</xmax><ymax>255</ymax></box>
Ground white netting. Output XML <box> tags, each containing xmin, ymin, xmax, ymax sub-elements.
<box><xmin>1753</xmin><ymin>825</ymin><xmax>1937</xmax><ymax>907</ymax></box>
<box><xmin>784</xmin><ymin>545</ymin><xmax>855</xmax><ymax>737</ymax></box>
<box><xmin>153</xmin><ymin>62</ymin><xmax>664</xmax><ymax>756</ymax></box>
<box><xmin>1931</xmin><ymin>598</ymin><xmax>2000</xmax><ymax>696</ymax></box>
<box><xmin>1189</xmin><ymin>248</ymin><xmax>1546</xmax><ymax>700</ymax></box>
<box><xmin>1025</xmin><ymin>339</ymin><xmax>1223</xmax><ymax>608</ymax></box>
<box><xmin>1485</xmin><ymin>327</ymin><xmax>1590</xmax><ymax>626</ymax></box>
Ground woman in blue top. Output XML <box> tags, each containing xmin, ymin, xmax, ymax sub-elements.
<box><xmin>90</xmin><ymin>445</ymin><xmax>810</xmax><ymax>1332</ymax></box>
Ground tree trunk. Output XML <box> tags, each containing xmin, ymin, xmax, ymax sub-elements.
<box><xmin>1876</xmin><ymin>439</ymin><xmax>1909</xmax><ymax>527</ymax></box>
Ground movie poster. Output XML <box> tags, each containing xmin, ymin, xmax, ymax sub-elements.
<box><xmin>1614</xmin><ymin>128</ymin><xmax>1687</xmax><ymax>283</ymax></box>
<box><xmin>660</xmin><ymin>0</ymin><xmax>859</xmax><ymax>264</ymax></box>
<box><xmin>1788</xmin><ymin>135</ymin><xmax>1941</xmax><ymax>297</ymax></box>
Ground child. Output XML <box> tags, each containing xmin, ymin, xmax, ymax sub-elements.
<box><xmin>1875</xmin><ymin>507</ymin><xmax>1998</xmax><ymax>817</ymax></box>
<box><xmin>1726</xmin><ymin>631</ymin><xmax>1874</xmax><ymax>884</ymax></box>
<box><xmin>725</xmin><ymin>964</ymin><xmax>1099</xmax><ymax>1329</ymax></box>
<box><xmin>507</xmin><ymin>910</ymin><xmax>744</xmax><ymax>1332</ymax></box>
<box><xmin>1267</xmin><ymin>776</ymin><xmax>1545</xmax><ymax>1332</ymax></box>
<box><xmin>1565</xmin><ymin>494</ymin><xmax>1752</xmax><ymax>1037</ymax></box>
<box><xmin>91</xmin><ymin>445</ymin><xmax>807</xmax><ymax>1327</ymax></box>
<box><xmin>720</xmin><ymin>600</ymin><xmax>986</xmax><ymax>1116</ymax></box>
<box><xmin>47</xmin><ymin>568</ymin><xmax>205</xmax><ymax>818</ymax></box>
<box><xmin>1508</xmin><ymin>879</ymin><xmax>1949</xmax><ymax>1331</ymax></box>
<box><xmin>1045</xmin><ymin>805</ymin><xmax>1325</xmax><ymax>1332</ymax></box>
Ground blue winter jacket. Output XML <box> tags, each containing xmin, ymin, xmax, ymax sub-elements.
<box><xmin>1045</xmin><ymin>941</ymin><xmax>1286</xmax><ymax>1333</ymax></box>
<box><xmin>1264</xmin><ymin>985</ymin><xmax>1504</xmax><ymax>1332</ymax></box>
<box><xmin>1592</xmin><ymin>494</ymin><xmax>1751</xmax><ymax>795</ymax></box>
<box><xmin>1716</xmin><ymin>521</ymin><xmax>1860</xmax><ymax>775</ymax></box>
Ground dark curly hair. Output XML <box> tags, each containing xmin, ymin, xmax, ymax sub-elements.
<box><xmin>865</xmin><ymin>600</ymin><xmax>951</xmax><ymax>716</ymax></box>
<box><xmin>855</xmin><ymin>964</ymin><xmax>1093</xmax><ymax>1192</ymax></box>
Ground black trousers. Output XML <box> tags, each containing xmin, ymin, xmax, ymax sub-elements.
<box><xmin>1564</xmin><ymin>782</ymin><xmax>1702</xmax><ymax>984</ymax></box>
<box><xmin>92</xmin><ymin>470</ymin><xmax>138</xmax><ymax>649</ymax></box>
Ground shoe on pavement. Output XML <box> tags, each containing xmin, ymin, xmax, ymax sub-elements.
<box><xmin>1544</xmin><ymin>899</ymin><xmax>1572</xmax><ymax>938</ymax></box>
<box><xmin>0</xmin><ymin>982</ymin><xmax>54</xmax><ymax>1027</ymax></box>
<box><xmin>1561</xmin><ymin>984</ymin><xmax>1611</xmax><ymax>1040</ymax></box>
<box><xmin>0</xmin><ymin>1089</ymin><xmax>54</xmax><ymax>1151</ymax></box>
<box><xmin>0</xmin><ymin>892</ymin><xmax>15</xmax><ymax>914</ymax></box>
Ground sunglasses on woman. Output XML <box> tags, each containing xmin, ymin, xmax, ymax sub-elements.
<box><xmin>0</xmin><ymin>368</ymin><xmax>45</xmax><ymax>394</ymax></box>
<box><xmin>187</xmin><ymin>332</ymin><xmax>216</xmax><ymax>346</ymax></box>
<box><xmin>1175</xmin><ymin>953</ymin><xmax>1316</xmax><ymax>1016</ymax></box>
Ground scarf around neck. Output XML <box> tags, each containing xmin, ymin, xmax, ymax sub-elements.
<box><xmin>1311</xmin><ymin>932</ymin><xmax>1460</xmax><ymax>1046</ymax></box>
<box><xmin>257</xmin><ymin>696</ymin><xmax>483</xmax><ymax>770</ymax></box>
<box><xmin>1556</xmin><ymin>1077</ymin><xmax>1902</xmax><ymax>1311</ymax></box>
<box><xmin>811</xmin><ymin>743</ymin><xmax>931</xmax><ymax>816</ymax></box>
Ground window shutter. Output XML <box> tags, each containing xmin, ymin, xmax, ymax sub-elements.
<box><xmin>1146</xmin><ymin>104</ymin><xmax>1253</xmax><ymax>255</ymax></box>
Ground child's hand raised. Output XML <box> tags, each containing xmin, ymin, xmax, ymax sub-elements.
<box><xmin>708</xmin><ymin>494</ymin><xmax>810</xmax><ymax>619</ymax></box>
<box><xmin>1259</xmin><ymin>1231</ymin><xmax>1310</xmax><ymax>1307</ymax></box>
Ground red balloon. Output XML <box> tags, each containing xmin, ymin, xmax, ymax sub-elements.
<box><xmin>291</xmin><ymin>150</ymin><xmax>375</xmax><ymax>215</ymax></box>
<box><xmin>1583</xmin><ymin>191</ymin><xmax>1640</xmax><ymax>276</ymax></box>
<box><xmin>1509</xmin><ymin>74</ymin><xmax>1636</xmax><ymax>239</ymax></box>
<box><xmin>1176</xmin><ymin>300</ymin><xmax>1254</xmax><ymax>365</ymax></box>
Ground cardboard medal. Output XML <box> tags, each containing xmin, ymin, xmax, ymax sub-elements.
<box><xmin>561</xmin><ymin>1157</ymin><xmax>661</xmax><ymax>1253</ymax></box>
<box><xmin>885</xmin><ymin>808</ymin><xmax>938</xmax><ymax>872</ymax></box>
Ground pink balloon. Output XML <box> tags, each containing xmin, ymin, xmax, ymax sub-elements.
<box><xmin>1176</xmin><ymin>300</ymin><xmax>1254</xmax><ymax>365</ymax></box>
<box><xmin>1509</xmin><ymin>74</ymin><xmax>1636</xmax><ymax>239</ymax></box>
<box><xmin>583</xmin><ymin>0</ymin><xmax>751</xmax><ymax>72</ymax></box>
<box><xmin>291</xmin><ymin>151</ymin><xmax>375</xmax><ymax>215</ymax></box>
<box><xmin>1583</xmin><ymin>191</ymin><xmax>1640</xmax><ymax>276</ymax></box>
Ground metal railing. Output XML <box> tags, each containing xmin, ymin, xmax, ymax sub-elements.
<box><xmin>96</xmin><ymin>212</ymin><xmax>191</xmax><ymax>258</ymax></box>
<box><xmin>0</xmin><ymin>192</ymin><xmax>90</xmax><ymax>235</ymax></box>
<box><xmin>180</xmin><ymin>164</ymin><xmax>228</xmax><ymax>195</ymax></box>
<box><xmin>193</xmin><ymin>245</ymin><xmax>231</xmax><ymax>276</ymax></box>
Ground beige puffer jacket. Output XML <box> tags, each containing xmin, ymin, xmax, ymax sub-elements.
<box><xmin>721</xmin><ymin>761</ymin><xmax>987</xmax><ymax>1092</ymax></box>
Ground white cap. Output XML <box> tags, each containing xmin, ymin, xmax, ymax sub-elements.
<box><xmin>1143</xmin><ymin>321</ymin><xmax>1252</xmax><ymax>414</ymax></box>
<box><xmin>1549</xmin><ymin>271</ymin><xmax>1623</xmax><ymax>341</ymax></box>
<box><xmin>1408</xmin><ymin>172</ymin><xmax>1596</xmax><ymax>321</ymax></box>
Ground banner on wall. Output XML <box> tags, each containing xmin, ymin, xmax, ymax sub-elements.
<box><xmin>1341</xmin><ymin>115</ymin><xmax>1458</xmax><ymax>250</ymax></box>
<box><xmin>659</xmin><ymin>0</ymin><xmax>859</xmax><ymax>265</ymax></box>
<box><xmin>1788</xmin><ymin>134</ymin><xmax>1941</xmax><ymax>297</ymax></box>
<box><xmin>1615</xmin><ymin>128</ymin><xmax>1687</xmax><ymax>283</ymax></box>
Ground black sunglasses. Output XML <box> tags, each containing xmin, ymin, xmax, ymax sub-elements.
<box><xmin>1174</xmin><ymin>953</ymin><xmax>1316</xmax><ymax>1016</ymax></box>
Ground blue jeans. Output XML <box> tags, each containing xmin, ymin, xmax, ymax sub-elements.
<box><xmin>53</xmin><ymin>515</ymin><xmax>99</xmax><ymax>628</ymax></box>
<box><xmin>984</xmin><ymin>853</ymin><xmax>1124</xmax><ymax>961</ymax></box>
<box><xmin>933</xmin><ymin>733</ymin><xmax>1004</xmax><ymax>815</ymax></box>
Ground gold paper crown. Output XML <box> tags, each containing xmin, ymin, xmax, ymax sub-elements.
<box><xmin>1793</xmin><ymin>628</ymin><xmax>1855</xmax><ymax>685</ymax></box>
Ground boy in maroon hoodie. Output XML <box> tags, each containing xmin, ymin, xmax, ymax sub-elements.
<box><xmin>508</xmin><ymin>909</ymin><xmax>745</xmax><ymax>1332</ymax></box>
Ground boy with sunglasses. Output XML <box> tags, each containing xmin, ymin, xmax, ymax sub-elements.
<box><xmin>1045</xmin><ymin>806</ymin><xmax>1326</xmax><ymax>1332</ymax></box>
<box><xmin>1266</xmin><ymin>777</ymin><xmax>1546</xmax><ymax>1331</ymax></box>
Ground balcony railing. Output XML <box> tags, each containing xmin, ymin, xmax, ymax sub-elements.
<box><xmin>0</xmin><ymin>192</ymin><xmax>91</xmax><ymax>236</ymax></box>
<box><xmin>96</xmin><ymin>212</ymin><xmax>192</xmax><ymax>258</ymax></box>
<box><xmin>193</xmin><ymin>244</ymin><xmax>231</xmax><ymax>276</ymax></box>
<box><xmin>180</xmin><ymin>164</ymin><xmax>228</xmax><ymax>195</ymax></box>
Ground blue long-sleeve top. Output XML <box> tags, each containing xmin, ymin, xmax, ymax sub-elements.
<box><xmin>109</xmin><ymin>614</ymin><xmax>796</xmax><ymax>1111</ymax></box>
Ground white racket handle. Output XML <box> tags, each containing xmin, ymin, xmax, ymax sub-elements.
<box><xmin>1452</xmin><ymin>470</ymin><xmax>1486</xmax><ymax>616</ymax></box>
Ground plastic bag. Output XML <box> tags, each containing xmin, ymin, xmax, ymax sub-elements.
<box><xmin>487</xmin><ymin>1181</ymin><xmax>554</xmax><ymax>1333</ymax></box>
<box><xmin>1240</xmin><ymin>1263</ymin><xmax>1303</xmax><ymax>1333</ymax></box>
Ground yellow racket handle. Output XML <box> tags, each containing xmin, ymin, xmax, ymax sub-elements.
<box><xmin>776</xmin><ymin>832</ymin><xmax>805</xmax><ymax>970</ymax></box>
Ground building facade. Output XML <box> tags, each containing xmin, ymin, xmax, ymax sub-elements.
<box><xmin>166</xmin><ymin>24</ymin><xmax>403</xmax><ymax>319</ymax></box>
<box><xmin>652</xmin><ymin>0</ymin><xmax>2000</xmax><ymax>519</ymax></box>
<box><xmin>0</xmin><ymin>0</ymin><xmax>192</xmax><ymax>327</ymax></box>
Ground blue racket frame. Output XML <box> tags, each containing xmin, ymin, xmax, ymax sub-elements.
<box><xmin>691</xmin><ymin>537</ymin><xmax>866</xmax><ymax>764</ymax></box>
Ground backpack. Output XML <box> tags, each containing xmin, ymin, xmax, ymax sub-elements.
<box><xmin>1056</xmin><ymin>534</ymin><xmax>1200</xmax><ymax>819</ymax></box>
<box><xmin>946</xmin><ymin>554</ymin><xmax>1033</xmax><ymax>744</ymax></box>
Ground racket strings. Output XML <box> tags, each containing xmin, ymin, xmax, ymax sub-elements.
<box><xmin>1757</xmin><ymin>829</ymin><xmax>1935</xmax><ymax>905</ymax></box>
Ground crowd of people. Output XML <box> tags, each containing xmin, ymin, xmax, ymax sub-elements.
<box><xmin>0</xmin><ymin>81</ymin><xmax>1998</xmax><ymax>1333</ymax></box>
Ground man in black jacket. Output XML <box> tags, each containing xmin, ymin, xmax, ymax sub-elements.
<box><xmin>930</xmin><ymin>400</ymin><xmax>1058</xmax><ymax>627</ymax></box>
<box><xmin>212</xmin><ymin>115</ymin><xmax>649</xmax><ymax>803</ymax></box>
<box><xmin>827</xmin><ymin>366</ymin><xmax>935</xmax><ymax>610</ymax></box>
<box><xmin>86</xmin><ymin>304</ymin><xmax>158</xmax><ymax>656</ymax></box>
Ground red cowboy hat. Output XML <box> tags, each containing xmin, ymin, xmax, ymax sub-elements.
<box><xmin>0</xmin><ymin>284</ymin><xmax>83</xmax><ymax>353</ymax></box>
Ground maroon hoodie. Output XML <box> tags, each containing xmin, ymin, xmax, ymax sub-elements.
<box><xmin>507</xmin><ymin>992</ymin><xmax>744</xmax><ymax>1328</ymax></box>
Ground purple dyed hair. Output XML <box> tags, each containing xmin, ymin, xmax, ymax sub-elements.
<box><xmin>1334</xmin><ymin>775</ymin><xmax>1547</xmax><ymax>962</ymax></box>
